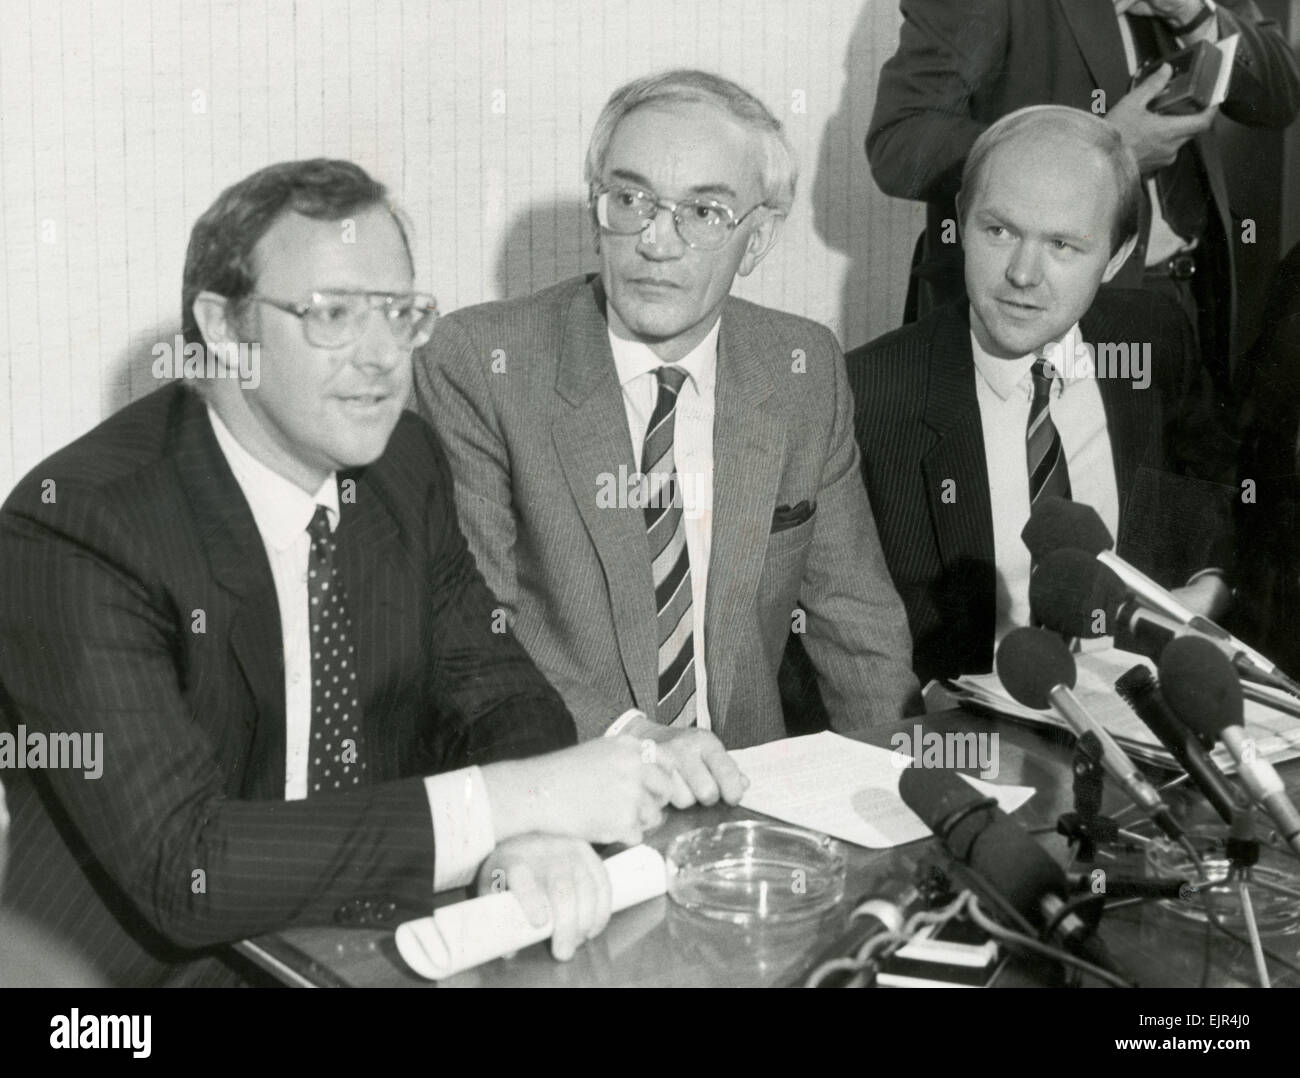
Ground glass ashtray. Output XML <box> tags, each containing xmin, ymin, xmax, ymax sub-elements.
<box><xmin>665</xmin><ymin>820</ymin><xmax>846</xmax><ymax>925</ymax></box>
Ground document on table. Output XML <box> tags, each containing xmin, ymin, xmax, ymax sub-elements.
<box><xmin>730</xmin><ymin>731</ymin><xmax>1035</xmax><ymax>850</ymax></box>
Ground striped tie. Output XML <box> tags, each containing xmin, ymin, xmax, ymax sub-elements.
<box><xmin>1027</xmin><ymin>358</ymin><xmax>1071</xmax><ymax>506</ymax></box>
<box><xmin>642</xmin><ymin>365</ymin><xmax>696</xmax><ymax>728</ymax></box>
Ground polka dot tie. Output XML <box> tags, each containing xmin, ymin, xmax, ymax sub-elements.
<box><xmin>307</xmin><ymin>505</ymin><xmax>365</xmax><ymax>793</ymax></box>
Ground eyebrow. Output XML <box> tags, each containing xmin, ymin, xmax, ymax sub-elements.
<box><xmin>608</xmin><ymin>168</ymin><xmax>740</xmax><ymax>202</ymax></box>
<box><xmin>975</xmin><ymin>206</ymin><xmax>1093</xmax><ymax>245</ymax></box>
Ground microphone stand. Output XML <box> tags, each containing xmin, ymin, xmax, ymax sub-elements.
<box><xmin>1056</xmin><ymin>731</ymin><xmax>1119</xmax><ymax>862</ymax></box>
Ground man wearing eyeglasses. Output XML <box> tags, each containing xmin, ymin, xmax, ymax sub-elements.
<box><xmin>0</xmin><ymin>159</ymin><xmax>677</xmax><ymax>985</ymax></box>
<box><xmin>416</xmin><ymin>70</ymin><xmax>919</xmax><ymax>794</ymax></box>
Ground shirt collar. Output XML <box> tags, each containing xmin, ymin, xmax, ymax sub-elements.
<box><xmin>607</xmin><ymin>305</ymin><xmax>720</xmax><ymax>395</ymax></box>
<box><xmin>970</xmin><ymin>321</ymin><xmax>1084</xmax><ymax>402</ymax></box>
<box><xmin>206</xmin><ymin>404</ymin><xmax>340</xmax><ymax>551</ymax></box>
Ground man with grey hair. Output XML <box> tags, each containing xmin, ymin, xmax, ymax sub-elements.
<box><xmin>847</xmin><ymin>105</ymin><xmax>1234</xmax><ymax>685</ymax></box>
<box><xmin>416</xmin><ymin>69</ymin><xmax>919</xmax><ymax>785</ymax></box>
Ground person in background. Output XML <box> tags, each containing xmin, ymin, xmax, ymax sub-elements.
<box><xmin>867</xmin><ymin>0</ymin><xmax>1300</xmax><ymax>397</ymax></box>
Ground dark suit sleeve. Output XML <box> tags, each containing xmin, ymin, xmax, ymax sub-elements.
<box><xmin>866</xmin><ymin>0</ymin><xmax>1008</xmax><ymax>203</ymax></box>
<box><xmin>0</xmin><ymin>485</ymin><xmax>438</xmax><ymax>949</ymax></box>
<box><xmin>411</xmin><ymin>417</ymin><xmax>578</xmax><ymax>765</ymax></box>
<box><xmin>1214</xmin><ymin>0</ymin><xmax>1300</xmax><ymax>128</ymax></box>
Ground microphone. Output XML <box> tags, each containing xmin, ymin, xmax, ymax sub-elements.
<box><xmin>795</xmin><ymin>878</ymin><xmax>925</xmax><ymax>986</ymax></box>
<box><xmin>996</xmin><ymin>627</ymin><xmax>1182</xmax><ymax>842</ymax></box>
<box><xmin>1113</xmin><ymin>664</ymin><xmax>1244</xmax><ymax>824</ymax></box>
<box><xmin>1023</xmin><ymin>499</ymin><xmax>1300</xmax><ymax>697</ymax></box>
<box><xmin>1159</xmin><ymin>637</ymin><xmax>1300</xmax><ymax>858</ymax></box>
<box><xmin>898</xmin><ymin>766</ymin><xmax>1120</xmax><ymax>974</ymax></box>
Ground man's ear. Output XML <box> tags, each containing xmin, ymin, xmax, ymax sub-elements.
<box><xmin>191</xmin><ymin>292</ymin><xmax>245</xmax><ymax>378</ymax></box>
<box><xmin>1101</xmin><ymin>231</ymin><xmax>1139</xmax><ymax>284</ymax></box>
<box><xmin>738</xmin><ymin>211</ymin><xmax>783</xmax><ymax>277</ymax></box>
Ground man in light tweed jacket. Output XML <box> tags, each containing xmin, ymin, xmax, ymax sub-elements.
<box><xmin>416</xmin><ymin>71</ymin><xmax>918</xmax><ymax>799</ymax></box>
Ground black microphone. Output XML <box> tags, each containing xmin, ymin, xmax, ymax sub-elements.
<box><xmin>1159</xmin><ymin>637</ymin><xmax>1300</xmax><ymax>858</ymax></box>
<box><xmin>996</xmin><ymin>627</ymin><xmax>1182</xmax><ymax>842</ymax></box>
<box><xmin>1023</xmin><ymin>499</ymin><xmax>1300</xmax><ymax>697</ymax></box>
<box><xmin>898</xmin><ymin>766</ymin><xmax>1121</xmax><ymax>976</ymax></box>
<box><xmin>1030</xmin><ymin>548</ymin><xmax>1193</xmax><ymax>656</ymax></box>
<box><xmin>795</xmin><ymin>878</ymin><xmax>926</xmax><ymax>986</ymax></box>
<box><xmin>1114</xmin><ymin>664</ymin><xmax>1244</xmax><ymax>824</ymax></box>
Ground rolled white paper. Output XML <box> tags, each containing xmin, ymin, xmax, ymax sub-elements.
<box><xmin>395</xmin><ymin>844</ymin><xmax>668</xmax><ymax>980</ymax></box>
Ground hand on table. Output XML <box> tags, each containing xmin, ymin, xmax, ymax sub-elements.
<box><xmin>622</xmin><ymin>716</ymin><xmax>749</xmax><ymax>810</ymax></box>
<box><xmin>481</xmin><ymin>735</ymin><xmax>674</xmax><ymax>848</ymax></box>
<box><xmin>476</xmin><ymin>834</ymin><xmax>611</xmax><ymax>961</ymax></box>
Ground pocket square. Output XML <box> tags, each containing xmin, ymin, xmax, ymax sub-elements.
<box><xmin>771</xmin><ymin>499</ymin><xmax>815</xmax><ymax>533</ymax></box>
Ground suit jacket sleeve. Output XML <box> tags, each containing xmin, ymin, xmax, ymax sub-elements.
<box><xmin>797</xmin><ymin>329</ymin><xmax>923</xmax><ymax>727</ymax></box>
<box><xmin>1214</xmin><ymin>1</ymin><xmax>1300</xmax><ymax>129</ymax></box>
<box><xmin>866</xmin><ymin>0</ymin><xmax>1008</xmax><ymax>203</ymax></box>
<box><xmin>413</xmin><ymin>319</ymin><xmax>628</xmax><ymax>736</ymax></box>
<box><xmin>412</xmin><ymin>416</ymin><xmax>579</xmax><ymax>765</ymax></box>
<box><xmin>0</xmin><ymin>487</ymin><xmax>438</xmax><ymax>949</ymax></box>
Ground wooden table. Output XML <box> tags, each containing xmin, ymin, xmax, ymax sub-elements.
<box><xmin>237</xmin><ymin>710</ymin><xmax>1300</xmax><ymax>987</ymax></box>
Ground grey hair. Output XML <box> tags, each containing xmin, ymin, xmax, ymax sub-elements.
<box><xmin>584</xmin><ymin>68</ymin><xmax>798</xmax><ymax>215</ymax></box>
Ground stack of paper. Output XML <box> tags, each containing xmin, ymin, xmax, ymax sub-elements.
<box><xmin>950</xmin><ymin>647</ymin><xmax>1300</xmax><ymax>772</ymax></box>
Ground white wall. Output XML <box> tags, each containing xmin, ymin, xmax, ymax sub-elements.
<box><xmin>0</xmin><ymin>0</ymin><xmax>919</xmax><ymax>494</ymax></box>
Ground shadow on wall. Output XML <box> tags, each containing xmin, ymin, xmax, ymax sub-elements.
<box><xmin>493</xmin><ymin>196</ymin><xmax>598</xmax><ymax>301</ymax></box>
<box><xmin>809</xmin><ymin>0</ymin><xmax>905</xmax><ymax>351</ymax></box>
<box><xmin>107</xmin><ymin>324</ymin><xmax>186</xmax><ymax>416</ymax></box>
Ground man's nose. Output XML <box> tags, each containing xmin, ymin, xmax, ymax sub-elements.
<box><xmin>355</xmin><ymin>309</ymin><xmax>408</xmax><ymax>371</ymax></box>
<box><xmin>1005</xmin><ymin>240</ymin><xmax>1043</xmax><ymax>289</ymax></box>
<box><xmin>637</xmin><ymin>205</ymin><xmax>686</xmax><ymax>258</ymax></box>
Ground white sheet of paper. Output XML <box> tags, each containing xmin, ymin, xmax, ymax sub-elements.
<box><xmin>730</xmin><ymin>731</ymin><xmax>1035</xmax><ymax>849</ymax></box>
<box><xmin>394</xmin><ymin>844</ymin><xmax>667</xmax><ymax>980</ymax></box>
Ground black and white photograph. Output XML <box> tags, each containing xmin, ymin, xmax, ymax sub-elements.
<box><xmin>1</xmin><ymin>0</ymin><xmax>1299</xmax><ymax>1030</ymax></box>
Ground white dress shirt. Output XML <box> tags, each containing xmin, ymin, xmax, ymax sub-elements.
<box><xmin>971</xmin><ymin>326</ymin><xmax>1120</xmax><ymax>645</ymax></box>
<box><xmin>607</xmin><ymin>311</ymin><xmax>719</xmax><ymax>732</ymax></box>
<box><xmin>207</xmin><ymin>406</ymin><xmax>493</xmax><ymax>890</ymax></box>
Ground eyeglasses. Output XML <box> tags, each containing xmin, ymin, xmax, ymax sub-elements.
<box><xmin>248</xmin><ymin>290</ymin><xmax>439</xmax><ymax>349</ymax></box>
<box><xmin>591</xmin><ymin>184</ymin><xmax>768</xmax><ymax>251</ymax></box>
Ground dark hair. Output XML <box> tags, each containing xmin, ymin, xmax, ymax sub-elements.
<box><xmin>956</xmin><ymin>105</ymin><xmax>1141</xmax><ymax>256</ymax></box>
<box><xmin>181</xmin><ymin>158</ymin><xmax>410</xmax><ymax>348</ymax></box>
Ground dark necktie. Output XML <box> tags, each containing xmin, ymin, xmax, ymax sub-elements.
<box><xmin>307</xmin><ymin>505</ymin><xmax>365</xmax><ymax>792</ymax></box>
<box><xmin>1125</xmin><ymin>13</ymin><xmax>1210</xmax><ymax>243</ymax></box>
<box><xmin>641</xmin><ymin>365</ymin><xmax>697</xmax><ymax>728</ymax></box>
<box><xmin>1027</xmin><ymin>359</ymin><xmax>1072</xmax><ymax>506</ymax></box>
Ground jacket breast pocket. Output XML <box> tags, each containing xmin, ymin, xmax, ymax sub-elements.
<box><xmin>765</xmin><ymin>513</ymin><xmax>816</xmax><ymax>560</ymax></box>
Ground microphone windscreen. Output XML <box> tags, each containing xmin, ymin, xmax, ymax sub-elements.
<box><xmin>1021</xmin><ymin>498</ymin><xmax>1114</xmax><ymax>560</ymax></box>
<box><xmin>996</xmin><ymin>627</ymin><xmax>1077</xmax><ymax>710</ymax></box>
<box><xmin>1030</xmin><ymin>549</ymin><xmax>1127</xmax><ymax>637</ymax></box>
<box><xmin>898</xmin><ymin>765</ymin><xmax>996</xmax><ymax>863</ymax></box>
<box><xmin>1158</xmin><ymin>636</ymin><xmax>1244</xmax><ymax>737</ymax></box>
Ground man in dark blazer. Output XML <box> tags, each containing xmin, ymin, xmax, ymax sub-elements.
<box><xmin>416</xmin><ymin>71</ymin><xmax>919</xmax><ymax>766</ymax></box>
<box><xmin>0</xmin><ymin>160</ymin><xmax>674</xmax><ymax>986</ymax></box>
<box><xmin>849</xmin><ymin>106</ymin><xmax>1234</xmax><ymax>685</ymax></box>
<box><xmin>866</xmin><ymin>0</ymin><xmax>1300</xmax><ymax>391</ymax></box>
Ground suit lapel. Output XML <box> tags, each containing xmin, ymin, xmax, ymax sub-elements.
<box><xmin>920</xmin><ymin>308</ymin><xmax>995</xmax><ymax>575</ymax></box>
<box><xmin>704</xmin><ymin>304</ymin><xmax>787</xmax><ymax>734</ymax></box>
<box><xmin>1081</xmin><ymin>306</ymin><xmax>1158</xmax><ymax>542</ymax></box>
<box><xmin>170</xmin><ymin>391</ymin><xmax>286</xmax><ymax>795</ymax></box>
<box><xmin>1057</xmin><ymin>0</ymin><xmax>1133</xmax><ymax>101</ymax></box>
<box><xmin>551</xmin><ymin>281</ymin><xmax>660</xmax><ymax>713</ymax></box>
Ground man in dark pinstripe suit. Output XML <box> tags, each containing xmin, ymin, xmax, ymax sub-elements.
<box><xmin>0</xmin><ymin>160</ymin><xmax>675</xmax><ymax>985</ymax></box>
<box><xmin>848</xmin><ymin>108</ymin><xmax>1234</xmax><ymax>686</ymax></box>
